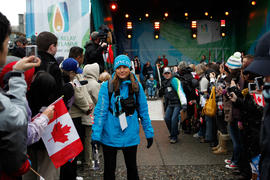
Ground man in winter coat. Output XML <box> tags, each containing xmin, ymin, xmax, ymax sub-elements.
<box><xmin>84</xmin><ymin>31</ymin><xmax>107</xmax><ymax>73</ymax></box>
<box><xmin>162</xmin><ymin>67</ymin><xmax>187</xmax><ymax>143</ymax></box>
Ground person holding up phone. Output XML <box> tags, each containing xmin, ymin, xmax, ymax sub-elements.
<box><xmin>0</xmin><ymin>12</ymin><xmax>44</xmax><ymax>179</ymax></box>
<box><xmin>244</xmin><ymin>31</ymin><xmax>270</xmax><ymax>180</ymax></box>
<box><xmin>228</xmin><ymin>71</ymin><xmax>264</xmax><ymax>179</ymax></box>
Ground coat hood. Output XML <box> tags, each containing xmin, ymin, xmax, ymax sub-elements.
<box><xmin>83</xmin><ymin>63</ymin><xmax>100</xmax><ymax>81</ymax></box>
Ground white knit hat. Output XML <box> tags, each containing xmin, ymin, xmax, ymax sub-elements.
<box><xmin>226</xmin><ymin>52</ymin><xmax>242</xmax><ymax>69</ymax></box>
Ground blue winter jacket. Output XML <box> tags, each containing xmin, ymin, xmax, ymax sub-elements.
<box><xmin>92</xmin><ymin>79</ymin><xmax>154</xmax><ymax>147</ymax></box>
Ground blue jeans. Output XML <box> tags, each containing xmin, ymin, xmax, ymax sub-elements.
<box><xmin>164</xmin><ymin>105</ymin><xmax>181</xmax><ymax>139</ymax></box>
<box><xmin>205</xmin><ymin>115</ymin><xmax>213</xmax><ymax>141</ymax></box>
<box><xmin>229</xmin><ymin>121</ymin><xmax>242</xmax><ymax>165</ymax></box>
<box><xmin>147</xmin><ymin>87</ymin><xmax>156</xmax><ymax>97</ymax></box>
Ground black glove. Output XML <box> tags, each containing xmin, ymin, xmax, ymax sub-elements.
<box><xmin>147</xmin><ymin>138</ymin><xmax>153</xmax><ymax>149</ymax></box>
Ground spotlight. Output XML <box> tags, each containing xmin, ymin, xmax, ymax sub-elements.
<box><xmin>127</xmin><ymin>21</ymin><xmax>132</xmax><ymax>29</ymax></box>
<box><xmin>125</xmin><ymin>14</ymin><xmax>129</xmax><ymax>18</ymax></box>
<box><xmin>154</xmin><ymin>21</ymin><xmax>160</xmax><ymax>29</ymax></box>
<box><xmin>191</xmin><ymin>21</ymin><xmax>197</xmax><ymax>29</ymax></box>
<box><xmin>110</xmin><ymin>2</ymin><xmax>118</xmax><ymax>12</ymax></box>
<box><xmin>145</xmin><ymin>13</ymin><xmax>149</xmax><ymax>18</ymax></box>
<box><xmin>221</xmin><ymin>20</ymin><xmax>226</xmax><ymax>27</ymax></box>
<box><xmin>164</xmin><ymin>12</ymin><xmax>169</xmax><ymax>17</ymax></box>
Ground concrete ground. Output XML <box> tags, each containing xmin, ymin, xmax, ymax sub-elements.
<box><xmin>78</xmin><ymin>100</ymin><xmax>237</xmax><ymax>180</ymax></box>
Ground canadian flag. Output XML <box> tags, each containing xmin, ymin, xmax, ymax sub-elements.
<box><xmin>40</xmin><ymin>98</ymin><xmax>83</xmax><ymax>168</ymax></box>
<box><xmin>252</xmin><ymin>93</ymin><xmax>265</xmax><ymax>107</ymax></box>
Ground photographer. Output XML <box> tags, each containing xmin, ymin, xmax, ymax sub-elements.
<box><xmin>84</xmin><ymin>31</ymin><xmax>107</xmax><ymax>74</ymax></box>
<box><xmin>244</xmin><ymin>31</ymin><xmax>270</xmax><ymax>180</ymax></box>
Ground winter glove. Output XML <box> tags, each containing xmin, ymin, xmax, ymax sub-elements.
<box><xmin>147</xmin><ymin>138</ymin><xmax>153</xmax><ymax>149</ymax></box>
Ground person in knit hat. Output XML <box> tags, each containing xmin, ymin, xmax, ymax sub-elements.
<box><xmin>91</xmin><ymin>54</ymin><xmax>154</xmax><ymax>180</ymax></box>
<box><xmin>225</xmin><ymin>52</ymin><xmax>242</xmax><ymax>70</ymax></box>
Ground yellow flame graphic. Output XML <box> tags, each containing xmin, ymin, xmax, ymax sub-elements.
<box><xmin>54</xmin><ymin>7</ymin><xmax>64</xmax><ymax>32</ymax></box>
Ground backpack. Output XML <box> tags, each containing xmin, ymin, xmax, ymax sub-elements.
<box><xmin>107</xmin><ymin>78</ymin><xmax>140</xmax><ymax>117</ymax></box>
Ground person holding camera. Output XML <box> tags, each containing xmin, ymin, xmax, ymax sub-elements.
<box><xmin>244</xmin><ymin>31</ymin><xmax>270</xmax><ymax>180</ymax></box>
<box><xmin>84</xmin><ymin>31</ymin><xmax>107</xmax><ymax>74</ymax></box>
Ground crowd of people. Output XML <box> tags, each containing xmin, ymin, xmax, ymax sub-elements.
<box><xmin>1</xmin><ymin>10</ymin><xmax>270</xmax><ymax>180</ymax></box>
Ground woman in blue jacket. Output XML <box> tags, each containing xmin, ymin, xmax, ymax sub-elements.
<box><xmin>91</xmin><ymin>55</ymin><xmax>154</xmax><ymax>180</ymax></box>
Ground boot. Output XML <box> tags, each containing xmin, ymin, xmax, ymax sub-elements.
<box><xmin>212</xmin><ymin>131</ymin><xmax>221</xmax><ymax>151</ymax></box>
<box><xmin>213</xmin><ymin>133</ymin><xmax>229</xmax><ymax>155</ymax></box>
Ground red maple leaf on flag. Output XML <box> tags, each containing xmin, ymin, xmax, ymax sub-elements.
<box><xmin>257</xmin><ymin>96</ymin><xmax>262</xmax><ymax>103</ymax></box>
<box><xmin>49</xmin><ymin>122</ymin><xmax>71</xmax><ymax>143</ymax></box>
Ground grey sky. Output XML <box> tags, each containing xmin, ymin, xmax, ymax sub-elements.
<box><xmin>0</xmin><ymin>0</ymin><xmax>26</xmax><ymax>26</ymax></box>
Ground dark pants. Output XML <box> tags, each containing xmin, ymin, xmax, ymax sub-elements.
<box><xmin>60</xmin><ymin>117</ymin><xmax>84</xmax><ymax>180</ymax></box>
<box><xmin>102</xmin><ymin>144</ymin><xmax>139</xmax><ymax>180</ymax></box>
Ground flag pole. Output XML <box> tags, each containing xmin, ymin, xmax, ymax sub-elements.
<box><xmin>51</xmin><ymin>95</ymin><xmax>64</xmax><ymax>105</ymax></box>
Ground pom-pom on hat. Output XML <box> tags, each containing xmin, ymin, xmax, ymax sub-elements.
<box><xmin>113</xmin><ymin>55</ymin><xmax>131</xmax><ymax>71</ymax></box>
<box><xmin>60</xmin><ymin>58</ymin><xmax>82</xmax><ymax>74</ymax></box>
<box><xmin>226</xmin><ymin>52</ymin><xmax>242</xmax><ymax>69</ymax></box>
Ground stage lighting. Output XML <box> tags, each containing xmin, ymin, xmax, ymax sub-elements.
<box><xmin>191</xmin><ymin>21</ymin><xmax>197</xmax><ymax>39</ymax></box>
<box><xmin>191</xmin><ymin>21</ymin><xmax>197</xmax><ymax>29</ymax></box>
<box><xmin>221</xmin><ymin>20</ymin><xmax>226</xmax><ymax>27</ymax></box>
<box><xmin>220</xmin><ymin>20</ymin><xmax>226</xmax><ymax>37</ymax></box>
<box><xmin>110</xmin><ymin>1</ymin><xmax>118</xmax><ymax>12</ymax></box>
<box><xmin>154</xmin><ymin>22</ymin><xmax>160</xmax><ymax>39</ymax></box>
<box><xmin>126</xmin><ymin>21</ymin><xmax>132</xmax><ymax>39</ymax></box>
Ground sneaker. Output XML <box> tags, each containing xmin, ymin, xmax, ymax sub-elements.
<box><xmin>193</xmin><ymin>133</ymin><xmax>199</xmax><ymax>138</ymax></box>
<box><xmin>224</xmin><ymin>159</ymin><xmax>232</xmax><ymax>165</ymax></box>
<box><xmin>170</xmin><ymin>138</ymin><xmax>177</xmax><ymax>144</ymax></box>
<box><xmin>225</xmin><ymin>163</ymin><xmax>238</xmax><ymax>169</ymax></box>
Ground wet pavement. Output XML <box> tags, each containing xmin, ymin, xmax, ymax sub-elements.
<box><xmin>78</xmin><ymin>121</ymin><xmax>237</xmax><ymax>180</ymax></box>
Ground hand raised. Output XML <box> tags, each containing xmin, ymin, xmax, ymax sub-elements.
<box><xmin>13</xmin><ymin>56</ymin><xmax>41</xmax><ymax>72</ymax></box>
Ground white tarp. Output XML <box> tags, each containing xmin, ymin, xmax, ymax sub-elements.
<box><xmin>26</xmin><ymin>0</ymin><xmax>91</xmax><ymax>58</ymax></box>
